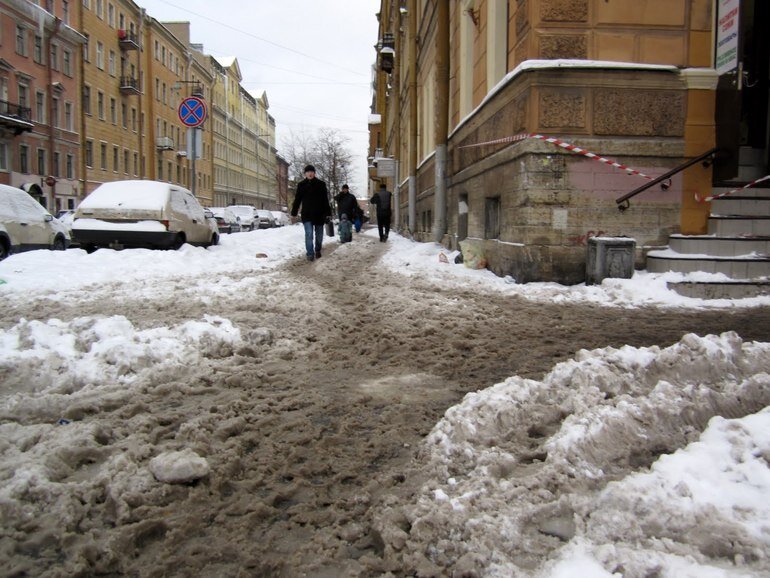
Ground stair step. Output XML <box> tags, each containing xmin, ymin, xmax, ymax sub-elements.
<box><xmin>668</xmin><ymin>234</ymin><xmax>770</xmax><ymax>257</ymax></box>
<box><xmin>707</xmin><ymin>215</ymin><xmax>770</xmax><ymax>236</ymax></box>
<box><xmin>710</xmin><ymin>197</ymin><xmax>770</xmax><ymax>216</ymax></box>
<box><xmin>646</xmin><ymin>251</ymin><xmax>770</xmax><ymax>279</ymax></box>
<box><xmin>667</xmin><ymin>280</ymin><xmax>770</xmax><ymax>299</ymax></box>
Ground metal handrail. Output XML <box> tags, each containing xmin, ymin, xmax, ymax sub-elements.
<box><xmin>616</xmin><ymin>147</ymin><xmax>719</xmax><ymax>211</ymax></box>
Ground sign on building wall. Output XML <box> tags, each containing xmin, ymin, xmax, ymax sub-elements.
<box><xmin>716</xmin><ymin>0</ymin><xmax>740</xmax><ymax>75</ymax></box>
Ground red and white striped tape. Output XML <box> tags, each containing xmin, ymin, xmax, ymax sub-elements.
<box><xmin>459</xmin><ymin>133</ymin><xmax>656</xmax><ymax>181</ymax></box>
<box><xmin>695</xmin><ymin>174</ymin><xmax>770</xmax><ymax>203</ymax></box>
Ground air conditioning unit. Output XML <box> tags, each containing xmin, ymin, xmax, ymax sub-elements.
<box><xmin>155</xmin><ymin>136</ymin><xmax>174</xmax><ymax>150</ymax></box>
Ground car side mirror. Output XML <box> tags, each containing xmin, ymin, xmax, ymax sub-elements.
<box><xmin>204</xmin><ymin>209</ymin><xmax>214</xmax><ymax>218</ymax></box>
<box><xmin>44</xmin><ymin>214</ymin><xmax>53</xmax><ymax>222</ymax></box>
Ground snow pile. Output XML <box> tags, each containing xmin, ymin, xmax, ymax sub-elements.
<box><xmin>0</xmin><ymin>314</ymin><xmax>242</xmax><ymax>422</ymax></box>
<box><xmin>374</xmin><ymin>332</ymin><xmax>770</xmax><ymax>577</ymax></box>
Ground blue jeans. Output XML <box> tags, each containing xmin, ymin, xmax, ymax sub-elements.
<box><xmin>303</xmin><ymin>221</ymin><xmax>324</xmax><ymax>257</ymax></box>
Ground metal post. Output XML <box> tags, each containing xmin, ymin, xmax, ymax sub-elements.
<box><xmin>191</xmin><ymin>128</ymin><xmax>196</xmax><ymax>196</ymax></box>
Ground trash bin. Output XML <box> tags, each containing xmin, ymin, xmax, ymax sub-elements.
<box><xmin>586</xmin><ymin>236</ymin><xmax>636</xmax><ymax>285</ymax></box>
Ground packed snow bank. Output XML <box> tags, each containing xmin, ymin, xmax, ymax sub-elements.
<box><xmin>0</xmin><ymin>314</ymin><xmax>243</xmax><ymax>422</ymax></box>
<box><xmin>374</xmin><ymin>332</ymin><xmax>770</xmax><ymax>577</ymax></box>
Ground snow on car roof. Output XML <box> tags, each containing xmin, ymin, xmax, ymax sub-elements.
<box><xmin>79</xmin><ymin>180</ymin><xmax>179</xmax><ymax>210</ymax></box>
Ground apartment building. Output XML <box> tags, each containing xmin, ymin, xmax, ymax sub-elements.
<box><xmin>210</xmin><ymin>56</ymin><xmax>277</xmax><ymax>209</ymax></box>
<box><xmin>0</xmin><ymin>0</ymin><xmax>85</xmax><ymax>212</ymax></box>
<box><xmin>372</xmin><ymin>0</ymin><xmax>769</xmax><ymax>284</ymax></box>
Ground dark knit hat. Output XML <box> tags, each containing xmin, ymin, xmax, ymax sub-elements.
<box><xmin>304</xmin><ymin>164</ymin><xmax>316</xmax><ymax>173</ymax></box>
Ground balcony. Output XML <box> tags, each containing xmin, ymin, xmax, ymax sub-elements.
<box><xmin>119</xmin><ymin>76</ymin><xmax>140</xmax><ymax>95</ymax></box>
<box><xmin>118</xmin><ymin>29</ymin><xmax>140</xmax><ymax>51</ymax></box>
<box><xmin>155</xmin><ymin>136</ymin><xmax>174</xmax><ymax>151</ymax></box>
<box><xmin>0</xmin><ymin>100</ymin><xmax>34</xmax><ymax>135</ymax></box>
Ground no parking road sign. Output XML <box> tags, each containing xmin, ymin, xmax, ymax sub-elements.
<box><xmin>178</xmin><ymin>96</ymin><xmax>207</xmax><ymax>127</ymax></box>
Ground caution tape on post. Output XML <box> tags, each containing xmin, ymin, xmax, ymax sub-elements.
<box><xmin>695</xmin><ymin>174</ymin><xmax>770</xmax><ymax>203</ymax></box>
<box><xmin>459</xmin><ymin>133</ymin><xmax>657</xmax><ymax>181</ymax></box>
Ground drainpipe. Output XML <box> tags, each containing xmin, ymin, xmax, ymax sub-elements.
<box><xmin>45</xmin><ymin>16</ymin><xmax>63</xmax><ymax>208</ymax></box>
<box><xmin>433</xmin><ymin>0</ymin><xmax>449</xmax><ymax>244</ymax></box>
<box><xmin>407</xmin><ymin>0</ymin><xmax>418</xmax><ymax>236</ymax></box>
<box><xmin>138</xmin><ymin>9</ymin><xmax>146</xmax><ymax>178</ymax></box>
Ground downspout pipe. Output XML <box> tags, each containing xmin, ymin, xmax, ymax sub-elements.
<box><xmin>433</xmin><ymin>0</ymin><xmax>449</xmax><ymax>244</ymax></box>
<box><xmin>46</xmin><ymin>17</ymin><xmax>63</xmax><ymax>207</ymax></box>
<box><xmin>407</xmin><ymin>0</ymin><xmax>418</xmax><ymax>236</ymax></box>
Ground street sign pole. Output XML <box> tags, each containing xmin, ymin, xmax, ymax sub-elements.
<box><xmin>178</xmin><ymin>96</ymin><xmax>207</xmax><ymax>198</ymax></box>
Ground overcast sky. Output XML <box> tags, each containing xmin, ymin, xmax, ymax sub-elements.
<box><xmin>137</xmin><ymin>0</ymin><xmax>381</xmax><ymax>196</ymax></box>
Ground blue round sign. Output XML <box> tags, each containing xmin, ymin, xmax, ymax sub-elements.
<box><xmin>178</xmin><ymin>96</ymin><xmax>207</xmax><ymax>127</ymax></box>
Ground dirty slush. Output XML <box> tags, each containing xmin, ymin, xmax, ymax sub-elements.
<box><xmin>1</xmin><ymin>236</ymin><xmax>769</xmax><ymax>577</ymax></box>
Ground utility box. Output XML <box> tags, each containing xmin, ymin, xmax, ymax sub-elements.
<box><xmin>586</xmin><ymin>237</ymin><xmax>636</xmax><ymax>285</ymax></box>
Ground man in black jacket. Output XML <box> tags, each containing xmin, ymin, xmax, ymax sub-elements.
<box><xmin>291</xmin><ymin>165</ymin><xmax>332</xmax><ymax>261</ymax></box>
<box><xmin>334</xmin><ymin>184</ymin><xmax>360</xmax><ymax>235</ymax></box>
<box><xmin>370</xmin><ymin>182</ymin><xmax>393</xmax><ymax>242</ymax></box>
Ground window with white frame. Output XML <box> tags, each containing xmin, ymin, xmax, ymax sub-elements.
<box><xmin>108</xmin><ymin>3</ymin><xmax>114</xmax><ymax>27</ymax></box>
<box><xmin>82</xmin><ymin>85</ymin><xmax>91</xmax><ymax>115</ymax></box>
<box><xmin>85</xmin><ymin>140</ymin><xmax>93</xmax><ymax>167</ymax></box>
<box><xmin>97</xmin><ymin>91</ymin><xmax>104</xmax><ymax>119</ymax></box>
<box><xmin>34</xmin><ymin>35</ymin><xmax>43</xmax><ymax>63</ymax></box>
<box><xmin>96</xmin><ymin>41</ymin><xmax>104</xmax><ymax>69</ymax></box>
<box><xmin>36</xmin><ymin>91</ymin><xmax>45</xmax><ymax>123</ymax></box>
<box><xmin>66</xmin><ymin>154</ymin><xmax>74</xmax><ymax>179</ymax></box>
<box><xmin>37</xmin><ymin>148</ymin><xmax>46</xmax><ymax>175</ymax></box>
<box><xmin>65</xmin><ymin>102</ymin><xmax>73</xmax><ymax>131</ymax></box>
<box><xmin>83</xmin><ymin>34</ymin><xmax>89</xmax><ymax>62</ymax></box>
<box><xmin>18</xmin><ymin>83</ymin><xmax>28</xmax><ymax>110</ymax></box>
<box><xmin>108</xmin><ymin>50</ymin><xmax>116</xmax><ymax>76</ymax></box>
<box><xmin>63</xmin><ymin>49</ymin><xmax>72</xmax><ymax>76</ymax></box>
<box><xmin>112</xmin><ymin>146</ymin><xmax>118</xmax><ymax>172</ymax></box>
<box><xmin>100</xmin><ymin>142</ymin><xmax>107</xmax><ymax>170</ymax></box>
<box><xmin>110</xmin><ymin>97</ymin><xmax>116</xmax><ymax>124</ymax></box>
<box><xmin>52</xmin><ymin>97</ymin><xmax>59</xmax><ymax>127</ymax></box>
<box><xmin>96</xmin><ymin>0</ymin><xmax>103</xmax><ymax>19</ymax></box>
<box><xmin>16</xmin><ymin>26</ymin><xmax>26</xmax><ymax>56</ymax></box>
<box><xmin>63</xmin><ymin>1</ymin><xmax>70</xmax><ymax>24</ymax></box>
<box><xmin>50</xmin><ymin>44</ymin><xmax>58</xmax><ymax>70</ymax></box>
<box><xmin>0</xmin><ymin>143</ymin><xmax>8</xmax><ymax>172</ymax></box>
<box><xmin>53</xmin><ymin>152</ymin><xmax>60</xmax><ymax>177</ymax></box>
<box><xmin>19</xmin><ymin>144</ymin><xmax>29</xmax><ymax>173</ymax></box>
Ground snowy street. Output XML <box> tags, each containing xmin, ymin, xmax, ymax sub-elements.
<box><xmin>1</xmin><ymin>225</ymin><xmax>770</xmax><ymax>577</ymax></box>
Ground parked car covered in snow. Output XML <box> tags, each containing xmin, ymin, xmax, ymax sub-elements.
<box><xmin>0</xmin><ymin>184</ymin><xmax>70</xmax><ymax>260</ymax></box>
<box><xmin>255</xmin><ymin>209</ymin><xmax>276</xmax><ymax>229</ymax></box>
<box><xmin>72</xmin><ymin>180</ymin><xmax>219</xmax><ymax>251</ymax></box>
<box><xmin>209</xmin><ymin>207</ymin><xmax>241</xmax><ymax>234</ymax></box>
<box><xmin>270</xmin><ymin>211</ymin><xmax>291</xmax><ymax>227</ymax></box>
<box><xmin>227</xmin><ymin>205</ymin><xmax>257</xmax><ymax>231</ymax></box>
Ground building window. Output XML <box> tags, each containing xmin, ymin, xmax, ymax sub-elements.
<box><xmin>113</xmin><ymin>146</ymin><xmax>118</xmax><ymax>172</ymax></box>
<box><xmin>110</xmin><ymin>97</ymin><xmax>116</xmax><ymax>124</ymax></box>
<box><xmin>119</xmin><ymin>13</ymin><xmax>124</xmax><ymax>30</ymax></box>
<box><xmin>53</xmin><ymin>152</ymin><xmax>60</xmax><ymax>177</ymax></box>
<box><xmin>34</xmin><ymin>35</ymin><xmax>43</xmax><ymax>63</ymax></box>
<box><xmin>108</xmin><ymin>50</ymin><xmax>116</xmax><ymax>76</ymax></box>
<box><xmin>123</xmin><ymin>149</ymin><xmax>129</xmax><ymax>174</ymax></box>
<box><xmin>97</xmin><ymin>91</ymin><xmax>104</xmax><ymax>120</ymax></box>
<box><xmin>100</xmin><ymin>143</ymin><xmax>107</xmax><ymax>170</ymax></box>
<box><xmin>83</xmin><ymin>0</ymin><xmax>91</xmax><ymax>10</ymax></box>
<box><xmin>65</xmin><ymin>102</ymin><xmax>73</xmax><ymax>131</ymax></box>
<box><xmin>82</xmin><ymin>85</ymin><xmax>91</xmax><ymax>115</ymax></box>
<box><xmin>154</xmin><ymin>40</ymin><xmax>159</xmax><ymax>60</ymax></box>
<box><xmin>108</xmin><ymin>3</ymin><xmax>114</xmax><ymax>27</ymax></box>
<box><xmin>485</xmin><ymin>196</ymin><xmax>501</xmax><ymax>240</ymax></box>
<box><xmin>121</xmin><ymin>103</ymin><xmax>127</xmax><ymax>128</ymax></box>
<box><xmin>96</xmin><ymin>0</ymin><xmax>103</xmax><ymax>19</ymax></box>
<box><xmin>52</xmin><ymin>97</ymin><xmax>59</xmax><ymax>127</ymax></box>
<box><xmin>157</xmin><ymin>158</ymin><xmax>162</xmax><ymax>180</ymax></box>
<box><xmin>0</xmin><ymin>143</ymin><xmax>8</xmax><ymax>173</ymax></box>
<box><xmin>63</xmin><ymin>1</ymin><xmax>70</xmax><ymax>24</ymax></box>
<box><xmin>96</xmin><ymin>41</ymin><xmax>104</xmax><ymax>70</ymax></box>
<box><xmin>85</xmin><ymin>140</ymin><xmax>93</xmax><ymax>167</ymax></box>
<box><xmin>50</xmin><ymin>44</ymin><xmax>58</xmax><ymax>70</ymax></box>
<box><xmin>131</xmin><ymin>107</ymin><xmax>137</xmax><ymax>131</ymax></box>
<box><xmin>19</xmin><ymin>145</ymin><xmax>29</xmax><ymax>173</ymax></box>
<box><xmin>162</xmin><ymin>82</ymin><xmax>166</xmax><ymax>104</ymax></box>
<box><xmin>83</xmin><ymin>34</ymin><xmax>89</xmax><ymax>62</ymax></box>
<box><xmin>63</xmin><ymin>49</ymin><xmax>72</xmax><ymax>76</ymax></box>
<box><xmin>161</xmin><ymin>46</ymin><xmax>166</xmax><ymax>66</ymax></box>
<box><xmin>16</xmin><ymin>26</ymin><xmax>27</xmax><ymax>56</ymax></box>
<box><xmin>155</xmin><ymin>78</ymin><xmax>160</xmax><ymax>100</ymax></box>
<box><xmin>18</xmin><ymin>84</ymin><xmax>28</xmax><ymax>110</ymax></box>
<box><xmin>37</xmin><ymin>148</ymin><xmax>46</xmax><ymax>175</ymax></box>
<box><xmin>133</xmin><ymin>152</ymin><xmax>138</xmax><ymax>175</ymax></box>
<box><xmin>66</xmin><ymin>153</ymin><xmax>74</xmax><ymax>179</ymax></box>
<box><xmin>36</xmin><ymin>91</ymin><xmax>46</xmax><ymax>123</ymax></box>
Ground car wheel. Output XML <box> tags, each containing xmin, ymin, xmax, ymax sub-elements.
<box><xmin>172</xmin><ymin>233</ymin><xmax>186</xmax><ymax>250</ymax></box>
<box><xmin>208</xmin><ymin>233</ymin><xmax>219</xmax><ymax>247</ymax></box>
<box><xmin>52</xmin><ymin>236</ymin><xmax>66</xmax><ymax>251</ymax></box>
<box><xmin>0</xmin><ymin>240</ymin><xmax>9</xmax><ymax>261</ymax></box>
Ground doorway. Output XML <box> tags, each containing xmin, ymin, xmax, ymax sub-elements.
<box><xmin>714</xmin><ymin>0</ymin><xmax>770</xmax><ymax>183</ymax></box>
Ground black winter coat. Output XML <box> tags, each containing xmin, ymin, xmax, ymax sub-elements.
<box><xmin>334</xmin><ymin>191</ymin><xmax>359</xmax><ymax>219</ymax></box>
<box><xmin>291</xmin><ymin>177</ymin><xmax>331</xmax><ymax>225</ymax></box>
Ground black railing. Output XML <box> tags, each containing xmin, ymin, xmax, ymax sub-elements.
<box><xmin>0</xmin><ymin>99</ymin><xmax>32</xmax><ymax>122</ymax></box>
<box><xmin>616</xmin><ymin>147</ymin><xmax>719</xmax><ymax>211</ymax></box>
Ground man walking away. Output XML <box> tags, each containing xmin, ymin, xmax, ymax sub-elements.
<box><xmin>370</xmin><ymin>183</ymin><xmax>393</xmax><ymax>242</ymax></box>
<box><xmin>291</xmin><ymin>165</ymin><xmax>332</xmax><ymax>261</ymax></box>
<box><xmin>334</xmin><ymin>184</ymin><xmax>360</xmax><ymax>237</ymax></box>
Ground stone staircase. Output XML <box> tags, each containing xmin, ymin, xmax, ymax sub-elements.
<box><xmin>646</xmin><ymin>185</ymin><xmax>770</xmax><ymax>299</ymax></box>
